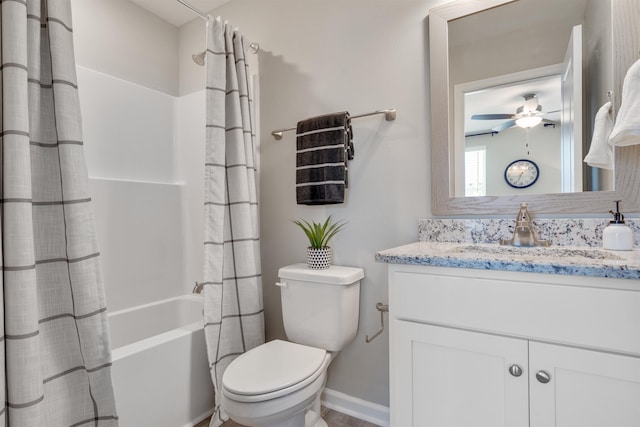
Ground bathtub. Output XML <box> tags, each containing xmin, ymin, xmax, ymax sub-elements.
<box><xmin>109</xmin><ymin>295</ymin><xmax>215</xmax><ymax>427</ymax></box>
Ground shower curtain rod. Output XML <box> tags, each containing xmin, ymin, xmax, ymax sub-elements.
<box><xmin>176</xmin><ymin>0</ymin><xmax>208</xmax><ymax>21</ymax></box>
<box><xmin>271</xmin><ymin>109</ymin><xmax>397</xmax><ymax>140</ymax></box>
<box><xmin>176</xmin><ymin>0</ymin><xmax>261</xmax><ymax>53</ymax></box>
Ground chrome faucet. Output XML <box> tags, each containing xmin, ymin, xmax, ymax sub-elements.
<box><xmin>500</xmin><ymin>202</ymin><xmax>550</xmax><ymax>247</ymax></box>
<box><xmin>192</xmin><ymin>281</ymin><xmax>205</xmax><ymax>294</ymax></box>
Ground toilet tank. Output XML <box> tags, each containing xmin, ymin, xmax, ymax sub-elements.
<box><xmin>277</xmin><ymin>264</ymin><xmax>364</xmax><ymax>352</ymax></box>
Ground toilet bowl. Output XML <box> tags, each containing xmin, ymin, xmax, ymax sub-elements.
<box><xmin>221</xmin><ymin>340</ymin><xmax>332</xmax><ymax>427</ymax></box>
<box><xmin>221</xmin><ymin>264</ymin><xmax>364</xmax><ymax>427</ymax></box>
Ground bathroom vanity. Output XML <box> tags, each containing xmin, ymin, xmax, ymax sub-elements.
<box><xmin>394</xmin><ymin>0</ymin><xmax>640</xmax><ymax>422</ymax></box>
<box><xmin>377</xmin><ymin>242</ymin><xmax>640</xmax><ymax>427</ymax></box>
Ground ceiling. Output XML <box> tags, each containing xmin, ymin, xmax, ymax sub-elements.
<box><xmin>129</xmin><ymin>0</ymin><xmax>229</xmax><ymax>26</ymax></box>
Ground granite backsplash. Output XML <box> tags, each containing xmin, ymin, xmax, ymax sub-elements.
<box><xmin>418</xmin><ymin>218</ymin><xmax>640</xmax><ymax>247</ymax></box>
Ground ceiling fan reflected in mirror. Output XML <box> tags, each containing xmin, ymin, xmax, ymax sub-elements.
<box><xmin>471</xmin><ymin>93</ymin><xmax>559</xmax><ymax>132</ymax></box>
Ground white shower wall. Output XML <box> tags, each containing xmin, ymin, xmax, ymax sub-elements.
<box><xmin>79</xmin><ymin>66</ymin><xmax>177</xmax><ymax>183</ymax></box>
<box><xmin>71</xmin><ymin>0</ymin><xmax>193</xmax><ymax>312</ymax></box>
<box><xmin>78</xmin><ymin>65</ymin><xmax>203</xmax><ymax>312</ymax></box>
<box><xmin>175</xmin><ymin>90</ymin><xmax>207</xmax><ymax>300</ymax></box>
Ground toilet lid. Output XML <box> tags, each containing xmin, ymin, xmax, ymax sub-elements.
<box><xmin>223</xmin><ymin>339</ymin><xmax>326</xmax><ymax>396</ymax></box>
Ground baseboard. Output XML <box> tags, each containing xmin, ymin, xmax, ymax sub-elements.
<box><xmin>184</xmin><ymin>407</ymin><xmax>215</xmax><ymax>427</ymax></box>
<box><xmin>321</xmin><ymin>388</ymin><xmax>390</xmax><ymax>427</ymax></box>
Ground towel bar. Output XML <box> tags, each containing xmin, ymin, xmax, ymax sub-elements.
<box><xmin>271</xmin><ymin>109</ymin><xmax>397</xmax><ymax>140</ymax></box>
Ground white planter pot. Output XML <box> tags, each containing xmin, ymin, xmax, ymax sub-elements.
<box><xmin>307</xmin><ymin>247</ymin><xmax>332</xmax><ymax>269</ymax></box>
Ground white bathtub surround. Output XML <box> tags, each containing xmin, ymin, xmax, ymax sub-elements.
<box><xmin>419</xmin><ymin>218</ymin><xmax>640</xmax><ymax>247</ymax></box>
<box><xmin>0</xmin><ymin>2</ymin><xmax>118</xmax><ymax>425</ymax></box>
<box><xmin>77</xmin><ymin>65</ymin><xmax>177</xmax><ymax>183</ymax></box>
<box><xmin>110</xmin><ymin>295</ymin><xmax>214</xmax><ymax>427</ymax></box>
<box><xmin>89</xmin><ymin>178</ymin><xmax>186</xmax><ymax>311</ymax></box>
<box><xmin>203</xmin><ymin>17</ymin><xmax>264</xmax><ymax>427</ymax></box>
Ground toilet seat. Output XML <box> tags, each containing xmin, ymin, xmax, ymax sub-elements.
<box><xmin>222</xmin><ymin>340</ymin><xmax>328</xmax><ymax>403</ymax></box>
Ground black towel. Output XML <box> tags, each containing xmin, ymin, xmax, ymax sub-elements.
<box><xmin>296</xmin><ymin>112</ymin><xmax>353</xmax><ymax>205</ymax></box>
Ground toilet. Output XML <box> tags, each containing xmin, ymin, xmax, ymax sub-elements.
<box><xmin>221</xmin><ymin>263</ymin><xmax>364</xmax><ymax>427</ymax></box>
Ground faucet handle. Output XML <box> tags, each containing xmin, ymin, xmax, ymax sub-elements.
<box><xmin>517</xmin><ymin>202</ymin><xmax>531</xmax><ymax>224</ymax></box>
<box><xmin>501</xmin><ymin>202</ymin><xmax>550</xmax><ymax>247</ymax></box>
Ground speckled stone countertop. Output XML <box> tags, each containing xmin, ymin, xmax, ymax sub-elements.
<box><xmin>377</xmin><ymin>218</ymin><xmax>640</xmax><ymax>279</ymax></box>
<box><xmin>375</xmin><ymin>242</ymin><xmax>640</xmax><ymax>279</ymax></box>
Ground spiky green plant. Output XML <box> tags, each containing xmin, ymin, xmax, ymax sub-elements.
<box><xmin>293</xmin><ymin>216</ymin><xmax>346</xmax><ymax>249</ymax></box>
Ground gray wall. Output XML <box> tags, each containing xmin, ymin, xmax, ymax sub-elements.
<box><xmin>180</xmin><ymin>0</ymin><xmax>436</xmax><ymax>406</ymax></box>
<box><xmin>74</xmin><ymin>0</ymin><xmax>437</xmax><ymax>408</ymax></box>
<box><xmin>68</xmin><ymin>0</ymin><xmax>640</xmax><ymax>410</ymax></box>
<box><xmin>584</xmin><ymin>0</ymin><xmax>614</xmax><ymax>190</ymax></box>
<box><xmin>72</xmin><ymin>0</ymin><xmax>179</xmax><ymax>96</ymax></box>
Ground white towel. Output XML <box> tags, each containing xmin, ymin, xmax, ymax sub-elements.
<box><xmin>584</xmin><ymin>101</ymin><xmax>614</xmax><ymax>169</ymax></box>
<box><xmin>609</xmin><ymin>58</ymin><xmax>640</xmax><ymax>146</ymax></box>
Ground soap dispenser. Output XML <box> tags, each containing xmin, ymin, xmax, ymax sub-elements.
<box><xmin>603</xmin><ymin>201</ymin><xmax>634</xmax><ymax>251</ymax></box>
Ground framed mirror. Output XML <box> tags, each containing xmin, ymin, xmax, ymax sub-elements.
<box><xmin>430</xmin><ymin>0</ymin><xmax>640</xmax><ymax>215</ymax></box>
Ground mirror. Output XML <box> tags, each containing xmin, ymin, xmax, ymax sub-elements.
<box><xmin>430</xmin><ymin>0</ymin><xmax>640</xmax><ymax>215</ymax></box>
<box><xmin>450</xmin><ymin>0</ymin><xmax>608</xmax><ymax>197</ymax></box>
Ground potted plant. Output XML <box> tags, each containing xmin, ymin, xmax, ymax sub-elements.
<box><xmin>293</xmin><ymin>216</ymin><xmax>346</xmax><ymax>269</ymax></box>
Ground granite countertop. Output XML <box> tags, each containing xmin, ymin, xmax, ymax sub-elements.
<box><xmin>375</xmin><ymin>242</ymin><xmax>640</xmax><ymax>280</ymax></box>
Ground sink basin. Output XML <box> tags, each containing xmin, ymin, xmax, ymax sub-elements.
<box><xmin>451</xmin><ymin>245</ymin><xmax>625</xmax><ymax>261</ymax></box>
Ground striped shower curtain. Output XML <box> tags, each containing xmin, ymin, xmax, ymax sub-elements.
<box><xmin>203</xmin><ymin>16</ymin><xmax>265</xmax><ymax>427</ymax></box>
<box><xmin>0</xmin><ymin>0</ymin><xmax>118</xmax><ymax>426</ymax></box>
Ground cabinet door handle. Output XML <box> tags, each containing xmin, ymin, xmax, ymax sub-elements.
<box><xmin>536</xmin><ymin>370</ymin><xmax>551</xmax><ymax>384</ymax></box>
<box><xmin>508</xmin><ymin>364</ymin><xmax>523</xmax><ymax>377</ymax></box>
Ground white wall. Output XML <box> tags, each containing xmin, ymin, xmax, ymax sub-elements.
<box><xmin>466</xmin><ymin>124</ymin><xmax>562</xmax><ymax>196</ymax></box>
<box><xmin>180</xmin><ymin>0</ymin><xmax>435</xmax><ymax>406</ymax></box>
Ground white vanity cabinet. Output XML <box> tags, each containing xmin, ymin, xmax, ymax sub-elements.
<box><xmin>388</xmin><ymin>264</ymin><xmax>640</xmax><ymax>427</ymax></box>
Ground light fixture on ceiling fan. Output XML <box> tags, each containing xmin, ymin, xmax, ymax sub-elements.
<box><xmin>472</xmin><ymin>93</ymin><xmax>557</xmax><ymax>132</ymax></box>
<box><xmin>515</xmin><ymin>112</ymin><xmax>543</xmax><ymax>128</ymax></box>
<box><xmin>515</xmin><ymin>94</ymin><xmax>543</xmax><ymax>128</ymax></box>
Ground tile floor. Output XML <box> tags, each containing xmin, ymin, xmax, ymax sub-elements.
<box><xmin>194</xmin><ymin>407</ymin><xmax>381</xmax><ymax>427</ymax></box>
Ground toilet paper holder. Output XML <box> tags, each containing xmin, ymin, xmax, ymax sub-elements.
<box><xmin>365</xmin><ymin>302</ymin><xmax>389</xmax><ymax>343</ymax></box>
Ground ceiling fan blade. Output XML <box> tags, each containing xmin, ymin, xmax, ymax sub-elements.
<box><xmin>543</xmin><ymin>110</ymin><xmax>561</xmax><ymax>115</ymax></box>
<box><xmin>492</xmin><ymin>120</ymin><xmax>516</xmax><ymax>132</ymax></box>
<box><xmin>471</xmin><ymin>114</ymin><xmax>516</xmax><ymax>120</ymax></box>
<box><xmin>542</xmin><ymin>119</ymin><xmax>558</xmax><ymax>126</ymax></box>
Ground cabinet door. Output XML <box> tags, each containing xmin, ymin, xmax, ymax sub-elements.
<box><xmin>530</xmin><ymin>342</ymin><xmax>640</xmax><ymax>427</ymax></box>
<box><xmin>391</xmin><ymin>320</ymin><xmax>529</xmax><ymax>427</ymax></box>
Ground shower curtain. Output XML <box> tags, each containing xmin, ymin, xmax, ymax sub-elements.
<box><xmin>203</xmin><ymin>16</ymin><xmax>265</xmax><ymax>427</ymax></box>
<box><xmin>0</xmin><ymin>0</ymin><xmax>118</xmax><ymax>426</ymax></box>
